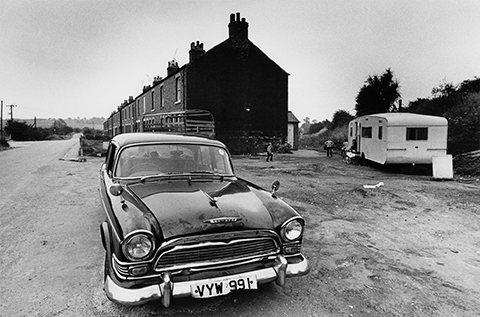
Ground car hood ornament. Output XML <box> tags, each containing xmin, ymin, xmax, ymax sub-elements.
<box><xmin>200</xmin><ymin>189</ymin><xmax>218</xmax><ymax>208</ymax></box>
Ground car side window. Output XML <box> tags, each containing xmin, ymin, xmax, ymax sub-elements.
<box><xmin>105</xmin><ymin>144</ymin><xmax>117</xmax><ymax>176</ymax></box>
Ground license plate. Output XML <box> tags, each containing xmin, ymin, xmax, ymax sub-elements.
<box><xmin>191</xmin><ymin>274</ymin><xmax>258</xmax><ymax>298</ymax></box>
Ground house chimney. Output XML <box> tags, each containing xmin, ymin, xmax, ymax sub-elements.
<box><xmin>167</xmin><ymin>60</ymin><xmax>179</xmax><ymax>76</ymax></box>
<box><xmin>228</xmin><ymin>12</ymin><xmax>248</xmax><ymax>41</ymax></box>
<box><xmin>153</xmin><ymin>76</ymin><xmax>162</xmax><ymax>85</ymax></box>
<box><xmin>189</xmin><ymin>41</ymin><xmax>205</xmax><ymax>63</ymax></box>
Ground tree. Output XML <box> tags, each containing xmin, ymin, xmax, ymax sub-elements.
<box><xmin>300</xmin><ymin>117</ymin><xmax>311</xmax><ymax>134</ymax></box>
<box><xmin>355</xmin><ymin>68</ymin><xmax>401</xmax><ymax>116</ymax></box>
<box><xmin>307</xmin><ymin>121</ymin><xmax>325</xmax><ymax>134</ymax></box>
<box><xmin>446</xmin><ymin>93</ymin><xmax>480</xmax><ymax>155</ymax></box>
<box><xmin>331</xmin><ymin>110</ymin><xmax>354</xmax><ymax>129</ymax></box>
<box><xmin>431</xmin><ymin>79</ymin><xmax>455</xmax><ymax>98</ymax></box>
<box><xmin>51</xmin><ymin>119</ymin><xmax>73</xmax><ymax>135</ymax></box>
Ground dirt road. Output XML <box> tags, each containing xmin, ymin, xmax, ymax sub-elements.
<box><xmin>1</xmin><ymin>140</ymin><xmax>479</xmax><ymax>316</ymax></box>
<box><xmin>233</xmin><ymin>150</ymin><xmax>480</xmax><ymax>317</ymax></box>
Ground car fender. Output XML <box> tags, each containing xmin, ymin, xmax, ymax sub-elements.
<box><xmin>100</xmin><ymin>221</ymin><xmax>111</xmax><ymax>255</ymax></box>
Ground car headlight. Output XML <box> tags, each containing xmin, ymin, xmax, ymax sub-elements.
<box><xmin>123</xmin><ymin>234</ymin><xmax>153</xmax><ymax>261</ymax></box>
<box><xmin>281</xmin><ymin>219</ymin><xmax>304</xmax><ymax>241</ymax></box>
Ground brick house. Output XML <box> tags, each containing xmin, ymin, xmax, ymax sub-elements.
<box><xmin>104</xmin><ymin>13</ymin><xmax>296</xmax><ymax>152</ymax></box>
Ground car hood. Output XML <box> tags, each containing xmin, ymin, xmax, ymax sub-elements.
<box><xmin>126</xmin><ymin>178</ymin><xmax>275</xmax><ymax>239</ymax></box>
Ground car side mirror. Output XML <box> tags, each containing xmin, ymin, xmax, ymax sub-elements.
<box><xmin>271</xmin><ymin>180</ymin><xmax>280</xmax><ymax>197</ymax></box>
<box><xmin>110</xmin><ymin>184</ymin><xmax>123</xmax><ymax>196</ymax></box>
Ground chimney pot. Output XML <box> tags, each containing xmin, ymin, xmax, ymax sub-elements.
<box><xmin>167</xmin><ymin>60</ymin><xmax>179</xmax><ymax>76</ymax></box>
<box><xmin>228</xmin><ymin>12</ymin><xmax>248</xmax><ymax>41</ymax></box>
<box><xmin>189</xmin><ymin>41</ymin><xmax>205</xmax><ymax>63</ymax></box>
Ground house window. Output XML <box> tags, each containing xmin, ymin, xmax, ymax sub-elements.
<box><xmin>406</xmin><ymin>127</ymin><xmax>428</xmax><ymax>140</ymax></box>
<box><xmin>137</xmin><ymin>100</ymin><xmax>140</xmax><ymax>116</ymax></box>
<box><xmin>143</xmin><ymin>97</ymin><xmax>146</xmax><ymax>114</ymax></box>
<box><xmin>151</xmin><ymin>91</ymin><xmax>155</xmax><ymax>111</ymax></box>
<box><xmin>160</xmin><ymin>86</ymin><xmax>164</xmax><ymax>108</ymax></box>
<box><xmin>361</xmin><ymin>127</ymin><xmax>372</xmax><ymax>138</ymax></box>
<box><xmin>378</xmin><ymin>126</ymin><xmax>383</xmax><ymax>140</ymax></box>
<box><xmin>175</xmin><ymin>77</ymin><xmax>181</xmax><ymax>102</ymax></box>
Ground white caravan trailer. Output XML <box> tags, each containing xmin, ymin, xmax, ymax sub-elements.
<box><xmin>347</xmin><ymin>113</ymin><xmax>448</xmax><ymax>165</ymax></box>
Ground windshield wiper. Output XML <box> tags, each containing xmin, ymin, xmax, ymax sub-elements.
<box><xmin>139</xmin><ymin>171</ymin><xmax>232</xmax><ymax>184</ymax></box>
<box><xmin>140</xmin><ymin>172</ymin><xmax>184</xmax><ymax>183</ymax></box>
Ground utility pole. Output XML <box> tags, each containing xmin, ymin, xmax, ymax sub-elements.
<box><xmin>6</xmin><ymin>104</ymin><xmax>17</xmax><ymax>121</ymax></box>
<box><xmin>1</xmin><ymin>100</ymin><xmax>3</xmax><ymax>139</ymax></box>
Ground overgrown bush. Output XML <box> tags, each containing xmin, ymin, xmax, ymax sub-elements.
<box><xmin>406</xmin><ymin>78</ymin><xmax>480</xmax><ymax>157</ymax></box>
<box><xmin>82</xmin><ymin>127</ymin><xmax>109</xmax><ymax>141</ymax></box>
<box><xmin>277</xmin><ymin>142</ymin><xmax>293</xmax><ymax>154</ymax></box>
<box><xmin>221</xmin><ymin>132</ymin><xmax>285</xmax><ymax>155</ymax></box>
<box><xmin>5</xmin><ymin>120</ymin><xmax>32</xmax><ymax>141</ymax></box>
<box><xmin>453</xmin><ymin>152</ymin><xmax>480</xmax><ymax>176</ymax></box>
<box><xmin>300</xmin><ymin>124</ymin><xmax>348</xmax><ymax>151</ymax></box>
<box><xmin>0</xmin><ymin>137</ymin><xmax>9</xmax><ymax>148</ymax></box>
<box><xmin>79</xmin><ymin>134</ymin><xmax>109</xmax><ymax>157</ymax></box>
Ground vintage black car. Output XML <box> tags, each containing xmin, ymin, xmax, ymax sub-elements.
<box><xmin>99</xmin><ymin>133</ymin><xmax>309</xmax><ymax>306</ymax></box>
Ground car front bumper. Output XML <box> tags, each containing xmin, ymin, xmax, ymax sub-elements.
<box><xmin>104</xmin><ymin>254</ymin><xmax>309</xmax><ymax>306</ymax></box>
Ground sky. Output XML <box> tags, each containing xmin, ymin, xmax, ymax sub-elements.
<box><xmin>1</xmin><ymin>0</ymin><xmax>479</xmax><ymax>123</ymax></box>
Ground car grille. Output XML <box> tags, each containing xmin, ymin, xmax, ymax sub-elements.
<box><xmin>155</xmin><ymin>237</ymin><xmax>279</xmax><ymax>271</ymax></box>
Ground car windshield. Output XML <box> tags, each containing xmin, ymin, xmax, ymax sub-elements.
<box><xmin>115</xmin><ymin>143</ymin><xmax>234</xmax><ymax>178</ymax></box>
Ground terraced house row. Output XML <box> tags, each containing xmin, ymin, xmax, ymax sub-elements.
<box><xmin>104</xmin><ymin>13</ymin><xmax>299</xmax><ymax>151</ymax></box>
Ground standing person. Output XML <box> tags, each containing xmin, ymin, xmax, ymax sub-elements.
<box><xmin>266</xmin><ymin>142</ymin><xmax>273</xmax><ymax>162</ymax></box>
<box><xmin>324</xmin><ymin>139</ymin><xmax>334</xmax><ymax>157</ymax></box>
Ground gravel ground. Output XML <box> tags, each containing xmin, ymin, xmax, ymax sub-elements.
<box><xmin>1</xmin><ymin>142</ymin><xmax>479</xmax><ymax>317</ymax></box>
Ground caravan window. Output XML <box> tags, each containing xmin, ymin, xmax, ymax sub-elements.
<box><xmin>378</xmin><ymin>126</ymin><xmax>383</xmax><ymax>140</ymax></box>
<box><xmin>361</xmin><ymin>127</ymin><xmax>372</xmax><ymax>138</ymax></box>
<box><xmin>406</xmin><ymin>127</ymin><xmax>428</xmax><ymax>140</ymax></box>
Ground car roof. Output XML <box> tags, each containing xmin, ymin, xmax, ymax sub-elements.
<box><xmin>111</xmin><ymin>132</ymin><xmax>226</xmax><ymax>148</ymax></box>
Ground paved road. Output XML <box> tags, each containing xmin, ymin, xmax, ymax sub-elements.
<box><xmin>0</xmin><ymin>136</ymin><xmax>107</xmax><ymax>317</ymax></box>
